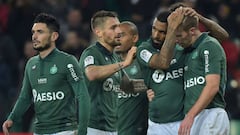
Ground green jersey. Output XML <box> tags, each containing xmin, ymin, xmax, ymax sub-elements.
<box><xmin>183</xmin><ymin>33</ymin><xmax>226</xmax><ymax>114</ymax></box>
<box><xmin>8</xmin><ymin>49</ymin><xmax>89</xmax><ymax>134</ymax></box>
<box><xmin>136</xmin><ymin>39</ymin><xmax>185</xmax><ymax>123</ymax></box>
<box><xmin>79</xmin><ymin>42</ymin><xmax>120</xmax><ymax>131</ymax></box>
<box><xmin>117</xmin><ymin>59</ymin><xmax>148</xmax><ymax>135</ymax></box>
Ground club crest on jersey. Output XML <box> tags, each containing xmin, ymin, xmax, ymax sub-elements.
<box><xmin>50</xmin><ymin>64</ymin><xmax>58</xmax><ymax>74</ymax></box>
<box><xmin>152</xmin><ymin>70</ymin><xmax>165</xmax><ymax>83</ymax></box>
<box><xmin>192</xmin><ymin>51</ymin><xmax>198</xmax><ymax>59</ymax></box>
<box><xmin>130</xmin><ymin>65</ymin><xmax>138</xmax><ymax>75</ymax></box>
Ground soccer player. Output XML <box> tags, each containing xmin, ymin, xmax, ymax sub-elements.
<box><xmin>137</xmin><ymin>5</ymin><xmax>229</xmax><ymax>135</ymax></box>
<box><xmin>115</xmin><ymin>21</ymin><xmax>148</xmax><ymax>135</ymax></box>
<box><xmin>176</xmin><ymin>14</ymin><xmax>230</xmax><ymax>135</ymax></box>
<box><xmin>2</xmin><ymin>13</ymin><xmax>90</xmax><ymax>135</ymax></box>
<box><xmin>79</xmin><ymin>10</ymin><xmax>136</xmax><ymax>135</ymax></box>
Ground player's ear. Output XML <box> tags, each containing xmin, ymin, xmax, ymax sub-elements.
<box><xmin>132</xmin><ymin>35</ymin><xmax>139</xmax><ymax>43</ymax></box>
<box><xmin>95</xmin><ymin>28</ymin><xmax>103</xmax><ymax>38</ymax></box>
<box><xmin>51</xmin><ymin>32</ymin><xmax>59</xmax><ymax>41</ymax></box>
<box><xmin>189</xmin><ymin>27</ymin><xmax>195</xmax><ymax>36</ymax></box>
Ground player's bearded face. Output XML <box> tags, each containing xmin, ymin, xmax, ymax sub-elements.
<box><xmin>32</xmin><ymin>23</ymin><xmax>52</xmax><ymax>52</ymax></box>
<box><xmin>33</xmin><ymin>36</ymin><xmax>51</xmax><ymax>52</ymax></box>
<box><xmin>103</xmin><ymin>31</ymin><xmax>121</xmax><ymax>47</ymax></box>
<box><xmin>151</xmin><ymin>19</ymin><xmax>167</xmax><ymax>47</ymax></box>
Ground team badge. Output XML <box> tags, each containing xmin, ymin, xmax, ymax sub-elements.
<box><xmin>50</xmin><ymin>64</ymin><xmax>58</xmax><ymax>74</ymax></box>
<box><xmin>192</xmin><ymin>51</ymin><xmax>198</xmax><ymax>59</ymax></box>
<box><xmin>130</xmin><ymin>65</ymin><xmax>138</xmax><ymax>75</ymax></box>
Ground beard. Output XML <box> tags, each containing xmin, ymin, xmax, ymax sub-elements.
<box><xmin>33</xmin><ymin>43</ymin><xmax>51</xmax><ymax>52</ymax></box>
<box><xmin>33</xmin><ymin>37</ymin><xmax>52</xmax><ymax>52</ymax></box>
<box><xmin>152</xmin><ymin>38</ymin><xmax>164</xmax><ymax>49</ymax></box>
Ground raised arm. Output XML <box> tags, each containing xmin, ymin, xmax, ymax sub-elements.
<box><xmin>184</xmin><ymin>7</ymin><xmax>229</xmax><ymax>42</ymax></box>
<box><xmin>150</xmin><ymin>7</ymin><xmax>185</xmax><ymax>69</ymax></box>
<box><xmin>85</xmin><ymin>46</ymin><xmax>136</xmax><ymax>81</ymax></box>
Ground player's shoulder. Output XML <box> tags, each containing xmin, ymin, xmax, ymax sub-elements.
<box><xmin>138</xmin><ymin>39</ymin><xmax>152</xmax><ymax>48</ymax></box>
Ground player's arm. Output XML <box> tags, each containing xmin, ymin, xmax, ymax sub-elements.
<box><xmin>71</xmin><ymin>79</ymin><xmax>90</xmax><ymax>135</ymax></box>
<box><xmin>67</xmin><ymin>56</ymin><xmax>90</xmax><ymax>135</ymax></box>
<box><xmin>179</xmin><ymin>43</ymin><xmax>223</xmax><ymax>135</ymax></box>
<box><xmin>150</xmin><ymin>7</ymin><xmax>184</xmax><ymax>69</ymax></box>
<box><xmin>85</xmin><ymin>46</ymin><xmax>136</xmax><ymax>81</ymax></box>
<box><xmin>3</xmin><ymin>62</ymin><xmax>33</xmax><ymax>134</ymax></box>
<box><xmin>184</xmin><ymin>7</ymin><xmax>229</xmax><ymax>42</ymax></box>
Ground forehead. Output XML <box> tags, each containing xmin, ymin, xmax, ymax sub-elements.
<box><xmin>152</xmin><ymin>19</ymin><xmax>167</xmax><ymax>30</ymax></box>
<box><xmin>103</xmin><ymin>17</ymin><xmax>120</xmax><ymax>28</ymax></box>
<box><xmin>120</xmin><ymin>25</ymin><xmax>131</xmax><ymax>34</ymax></box>
<box><xmin>32</xmin><ymin>23</ymin><xmax>48</xmax><ymax>30</ymax></box>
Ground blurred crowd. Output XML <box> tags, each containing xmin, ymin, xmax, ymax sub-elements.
<box><xmin>0</xmin><ymin>0</ymin><xmax>240</xmax><ymax>132</ymax></box>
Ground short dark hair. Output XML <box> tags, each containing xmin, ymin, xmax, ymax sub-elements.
<box><xmin>120</xmin><ymin>21</ymin><xmax>138</xmax><ymax>36</ymax></box>
<box><xmin>34</xmin><ymin>13</ymin><xmax>60</xmax><ymax>33</ymax></box>
<box><xmin>91</xmin><ymin>10</ymin><xmax>118</xmax><ymax>30</ymax></box>
<box><xmin>156</xmin><ymin>10</ymin><xmax>171</xmax><ymax>23</ymax></box>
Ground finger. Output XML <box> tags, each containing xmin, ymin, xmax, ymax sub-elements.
<box><xmin>178</xmin><ymin>127</ymin><xmax>183</xmax><ymax>135</ymax></box>
<box><xmin>2</xmin><ymin>125</ymin><xmax>9</xmax><ymax>135</ymax></box>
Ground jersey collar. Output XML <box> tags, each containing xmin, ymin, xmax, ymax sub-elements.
<box><xmin>96</xmin><ymin>42</ymin><xmax>113</xmax><ymax>56</ymax></box>
<box><xmin>38</xmin><ymin>48</ymin><xmax>58</xmax><ymax>60</ymax></box>
<box><xmin>184</xmin><ymin>32</ymin><xmax>208</xmax><ymax>53</ymax></box>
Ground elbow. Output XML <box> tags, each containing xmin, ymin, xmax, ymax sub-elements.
<box><xmin>222</xmin><ymin>32</ymin><xmax>229</xmax><ymax>41</ymax></box>
<box><xmin>85</xmin><ymin>73</ymin><xmax>97</xmax><ymax>81</ymax></box>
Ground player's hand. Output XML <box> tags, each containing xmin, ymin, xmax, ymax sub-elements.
<box><xmin>167</xmin><ymin>6</ymin><xmax>185</xmax><ymax>30</ymax></box>
<box><xmin>178</xmin><ymin>115</ymin><xmax>194</xmax><ymax>135</ymax></box>
<box><xmin>182</xmin><ymin>7</ymin><xmax>199</xmax><ymax>21</ymax></box>
<box><xmin>124</xmin><ymin>46</ymin><xmax>137</xmax><ymax>66</ymax></box>
<box><xmin>146</xmin><ymin>89</ymin><xmax>154</xmax><ymax>102</ymax></box>
<box><xmin>2</xmin><ymin>120</ymin><xmax>13</xmax><ymax>135</ymax></box>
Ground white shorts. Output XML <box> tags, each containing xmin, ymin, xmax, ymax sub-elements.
<box><xmin>190</xmin><ymin>108</ymin><xmax>230</xmax><ymax>135</ymax></box>
<box><xmin>34</xmin><ymin>130</ymin><xmax>77</xmax><ymax>135</ymax></box>
<box><xmin>147</xmin><ymin>119</ymin><xmax>181</xmax><ymax>135</ymax></box>
<box><xmin>87</xmin><ymin>127</ymin><xmax>117</xmax><ymax>135</ymax></box>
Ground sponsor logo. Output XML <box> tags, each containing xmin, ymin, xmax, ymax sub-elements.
<box><xmin>204</xmin><ymin>50</ymin><xmax>209</xmax><ymax>73</ymax></box>
<box><xmin>140</xmin><ymin>49</ymin><xmax>152</xmax><ymax>63</ymax></box>
<box><xmin>118</xmin><ymin>92</ymin><xmax>139</xmax><ymax>98</ymax></box>
<box><xmin>103</xmin><ymin>78</ymin><xmax>120</xmax><ymax>92</ymax></box>
<box><xmin>84</xmin><ymin>56</ymin><xmax>94</xmax><ymax>67</ymax></box>
<box><xmin>184</xmin><ymin>76</ymin><xmax>205</xmax><ymax>89</ymax></box>
<box><xmin>32</xmin><ymin>89</ymin><xmax>65</xmax><ymax>102</ymax></box>
<box><xmin>152</xmin><ymin>68</ymin><xmax>183</xmax><ymax>83</ymax></box>
<box><xmin>38</xmin><ymin>78</ymin><xmax>47</xmax><ymax>84</ymax></box>
<box><xmin>170</xmin><ymin>59</ymin><xmax>177</xmax><ymax>65</ymax></box>
<box><xmin>67</xmin><ymin>64</ymin><xmax>79</xmax><ymax>81</ymax></box>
